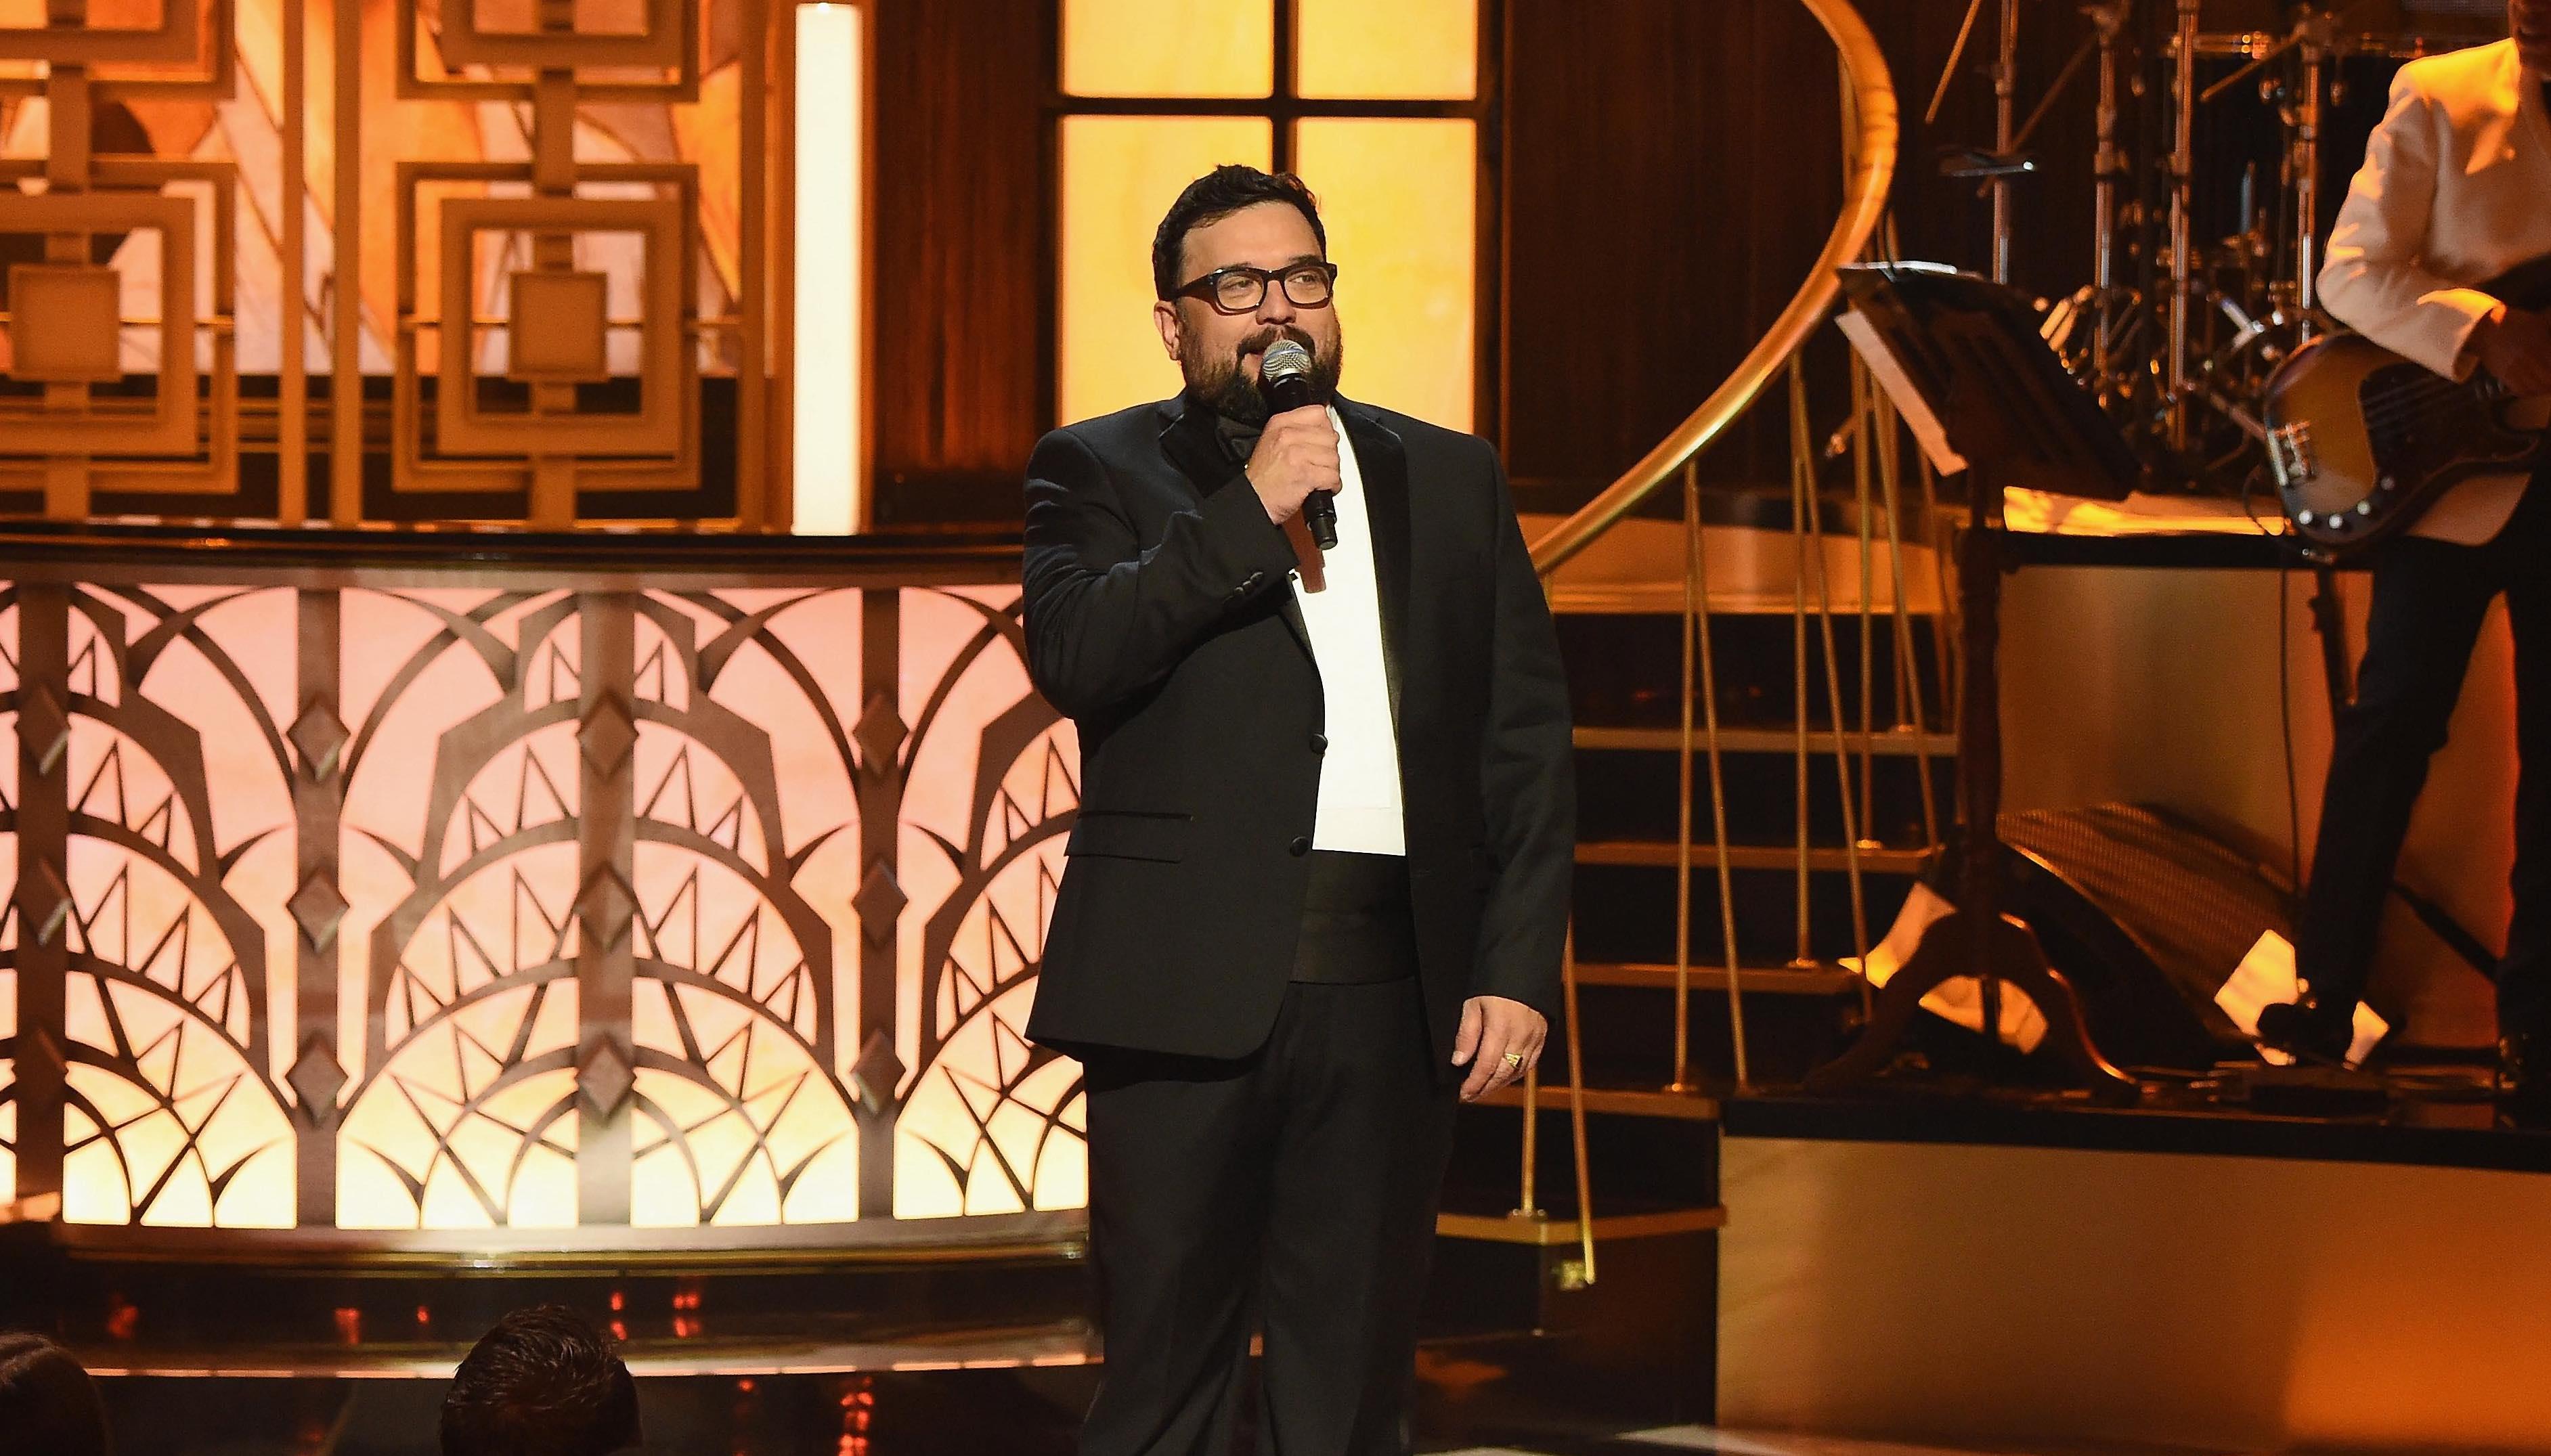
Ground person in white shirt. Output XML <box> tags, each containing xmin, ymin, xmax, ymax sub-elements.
<box><xmin>2261</xmin><ymin>4</ymin><xmax>2551</xmax><ymax>1116</ymax></box>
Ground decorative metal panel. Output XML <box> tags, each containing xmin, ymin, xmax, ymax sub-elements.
<box><xmin>0</xmin><ymin>0</ymin><xmax>779</xmax><ymax>528</ymax></box>
<box><xmin>0</xmin><ymin>570</ymin><xmax>1084</xmax><ymax>1237</ymax></box>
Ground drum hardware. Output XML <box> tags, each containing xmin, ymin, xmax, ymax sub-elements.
<box><xmin>1920</xmin><ymin>0</ymin><xmax>2488</xmax><ymax>493</ymax></box>
<box><xmin>1925</xmin><ymin>0</ymin><xmax>2035</xmax><ymax>284</ymax></box>
<box><xmin>2088</xmin><ymin>0</ymin><xmax>2133</xmax><ymax>384</ymax></box>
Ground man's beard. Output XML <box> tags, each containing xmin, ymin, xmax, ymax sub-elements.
<box><xmin>1179</xmin><ymin>324</ymin><xmax>1346</xmax><ymax>426</ymax></box>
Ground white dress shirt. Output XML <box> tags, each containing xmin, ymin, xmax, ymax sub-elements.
<box><xmin>2318</xmin><ymin>39</ymin><xmax>2551</xmax><ymax>544</ymax></box>
<box><xmin>1290</xmin><ymin>407</ymin><xmax>1406</xmax><ymax>856</ymax></box>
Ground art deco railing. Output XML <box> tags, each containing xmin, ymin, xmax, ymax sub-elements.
<box><xmin>0</xmin><ymin>533</ymin><xmax>1085</xmax><ymax>1254</ymax></box>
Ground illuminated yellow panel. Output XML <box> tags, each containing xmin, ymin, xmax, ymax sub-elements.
<box><xmin>1062</xmin><ymin>0</ymin><xmax>1273</xmax><ymax>98</ymax></box>
<box><xmin>1297</xmin><ymin>0</ymin><xmax>1478</xmax><ymax>100</ymax></box>
<box><xmin>1059</xmin><ymin>116</ymin><xmax>1272</xmax><ymax>426</ymax></box>
<box><xmin>1292</xmin><ymin>119</ymin><xmax>1475</xmax><ymax>431</ymax></box>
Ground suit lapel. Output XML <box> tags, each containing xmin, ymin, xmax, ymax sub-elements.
<box><xmin>1338</xmin><ymin>397</ymin><xmax>1412</xmax><ymax>736</ymax></box>
<box><xmin>1157</xmin><ymin>397</ymin><xmax>1314</xmax><ymax>661</ymax></box>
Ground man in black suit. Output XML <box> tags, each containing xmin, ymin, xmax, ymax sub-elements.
<box><xmin>1022</xmin><ymin>165</ymin><xmax>1575</xmax><ymax>1455</ymax></box>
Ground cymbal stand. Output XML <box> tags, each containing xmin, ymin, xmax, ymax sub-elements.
<box><xmin>1992</xmin><ymin>0</ymin><xmax>2020</xmax><ymax>284</ymax></box>
<box><xmin>2290</xmin><ymin>10</ymin><xmax>2333</xmax><ymax>339</ymax></box>
<box><xmin>2166</xmin><ymin>0</ymin><xmax>2200</xmax><ymax>451</ymax></box>
<box><xmin>2087</xmin><ymin>0</ymin><xmax>2133</xmax><ymax>385</ymax></box>
<box><xmin>2287</xmin><ymin>14</ymin><xmax>2353</xmax><ymax>715</ymax></box>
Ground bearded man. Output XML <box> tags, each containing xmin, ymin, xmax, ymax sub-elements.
<box><xmin>1020</xmin><ymin>164</ymin><xmax>1575</xmax><ymax>1454</ymax></box>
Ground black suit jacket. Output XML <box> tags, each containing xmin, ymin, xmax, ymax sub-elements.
<box><xmin>1020</xmin><ymin>393</ymin><xmax>1575</xmax><ymax>1073</ymax></box>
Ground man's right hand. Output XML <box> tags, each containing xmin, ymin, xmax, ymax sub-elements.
<box><xmin>2474</xmin><ymin>306</ymin><xmax>2551</xmax><ymax>397</ymax></box>
<box><xmin>1246</xmin><ymin>405</ymin><xmax>1340</xmax><ymax>525</ymax></box>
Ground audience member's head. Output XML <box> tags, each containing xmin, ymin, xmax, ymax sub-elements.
<box><xmin>440</xmin><ymin>1306</ymin><xmax>640</xmax><ymax>1456</ymax></box>
<box><xmin>0</xmin><ymin>1333</ymin><xmax>111</xmax><ymax>1456</ymax></box>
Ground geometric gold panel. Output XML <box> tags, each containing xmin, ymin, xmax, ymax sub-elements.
<box><xmin>0</xmin><ymin>191</ymin><xmax>198</xmax><ymax>456</ymax></box>
<box><xmin>5</xmin><ymin>265</ymin><xmax>124</xmax><ymax>384</ymax></box>
<box><xmin>435</xmin><ymin>0</ymin><xmax>689</xmax><ymax>71</ymax></box>
<box><xmin>506</xmin><ymin>271</ymin><xmax>611</xmax><ymax>384</ymax></box>
<box><xmin>437</xmin><ymin>196</ymin><xmax>688</xmax><ymax>458</ymax></box>
<box><xmin>0</xmin><ymin>0</ymin><xmax>198</xmax><ymax>63</ymax></box>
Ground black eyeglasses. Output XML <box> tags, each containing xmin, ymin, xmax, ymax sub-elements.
<box><xmin>1171</xmin><ymin>261</ymin><xmax>1339</xmax><ymax>315</ymax></box>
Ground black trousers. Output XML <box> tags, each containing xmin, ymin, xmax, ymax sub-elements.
<box><xmin>2297</xmin><ymin>477</ymin><xmax>2551</xmax><ymax>1038</ymax></box>
<box><xmin>1078</xmin><ymin>854</ymin><xmax>1458</xmax><ymax>1456</ymax></box>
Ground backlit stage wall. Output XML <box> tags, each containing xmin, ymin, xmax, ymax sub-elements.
<box><xmin>0</xmin><ymin>546</ymin><xmax>1085</xmax><ymax>1246</ymax></box>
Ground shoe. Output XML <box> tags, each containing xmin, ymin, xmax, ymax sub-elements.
<box><xmin>2256</xmin><ymin>998</ymin><xmax>2352</xmax><ymax>1064</ymax></box>
<box><xmin>2500</xmin><ymin>1029</ymin><xmax>2551</xmax><ymax>1127</ymax></box>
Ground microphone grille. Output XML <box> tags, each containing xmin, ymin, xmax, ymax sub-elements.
<box><xmin>1261</xmin><ymin>340</ymin><xmax>1315</xmax><ymax>380</ymax></box>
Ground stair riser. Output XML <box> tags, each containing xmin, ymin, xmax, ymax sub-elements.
<box><xmin>1443</xmin><ymin>1101</ymin><xmax>1720</xmax><ymax>1216</ymax></box>
<box><xmin>1566</xmin><ymin>980</ymin><xmax>1851</xmax><ymax>1088</ymax></box>
<box><xmin>1570</xmin><ymin>864</ymin><xmax>1917</xmax><ymax>968</ymax></box>
<box><xmin>1575</xmin><ymin>749</ymin><xmax>1952</xmax><ymax>850</ymax></box>
<box><xmin>1558</xmin><ymin>613</ymin><xmax>1950</xmax><ymax>735</ymax></box>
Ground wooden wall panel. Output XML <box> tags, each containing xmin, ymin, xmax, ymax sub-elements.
<box><xmin>869</xmin><ymin>0</ymin><xmax>1053</xmax><ymax>527</ymax></box>
<box><xmin>1502</xmin><ymin>0</ymin><xmax>1835</xmax><ymax>503</ymax></box>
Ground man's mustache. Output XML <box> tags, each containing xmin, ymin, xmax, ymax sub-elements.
<box><xmin>1236</xmin><ymin>326</ymin><xmax>1317</xmax><ymax>363</ymax></box>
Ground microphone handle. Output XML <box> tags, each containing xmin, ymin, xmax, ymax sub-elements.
<box><xmin>1263</xmin><ymin>374</ymin><xmax>1336</xmax><ymax>548</ymax></box>
<box><xmin>1303</xmin><ymin>489</ymin><xmax>1339</xmax><ymax>550</ymax></box>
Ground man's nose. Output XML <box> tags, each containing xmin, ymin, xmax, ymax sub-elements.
<box><xmin>1255</xmin><ymin>284</ymin><xmax>1297</xmax><ymax>326</ymax></box>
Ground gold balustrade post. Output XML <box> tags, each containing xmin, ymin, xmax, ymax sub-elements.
<box><xmin>330</xmin><ymin>0</ymin><xmax>362</xmax><ymax>527</ymax></box>
<box><xmin>1511</xmin><ymin>1057</ymin><xmax>1542</xmax><ymax>1221</ymax></box>
<box><xmin>1561</xmin><ymin>925</ymin><xmax>1594</xmax><ymax>1285</ymax></box>
<box><xmin>1789</xmin><ymin>377</ymin><xmax>1814</xmax><ymax>971</ymax></box>
<box><xmin>1874</xmin><ymin>378</ymin><xmax>1943</xmax><ymax>847</ymax></box>
<box><xmin>1797</xmin><ymin>358</ymin><xmax>1877</xmax><ymax>1019</ymax></box>
<box><xmin>1687</xmin><ymin>460</ymin><xmax>1751</xmax><ymax>1091</ymax></box>
<box><xmin>280</xmin><ymin>0</ymin><xmax>307</xmax><ymax>525</ymax></box>
<box><xmin>1672</xmin><ymin>462</ymin><xmax>1699</xmax><ymax>1091</ymax></box>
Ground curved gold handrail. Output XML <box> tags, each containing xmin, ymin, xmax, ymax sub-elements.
<box><xmin>1527</xmin><ymin>0</ymin><xmax>1900</xmax><ymax>574</ymax></box>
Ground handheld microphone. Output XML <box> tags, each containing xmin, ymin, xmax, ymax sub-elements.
<box><xmin>1259</xmin><ymin>340</ymin><xmax>1338</xmax><ymax>551</ymax></box>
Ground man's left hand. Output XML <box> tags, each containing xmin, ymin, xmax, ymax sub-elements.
<box><xmin>1452</xmin><ymin>995</ymin><xmax>1548</xmax><ymax>1102</ymax></box>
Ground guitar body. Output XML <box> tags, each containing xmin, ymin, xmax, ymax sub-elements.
<box><xmin>2267</xmin><ymin>257</ymin><xmax>2551</xmax><ymax>554</ymax></box>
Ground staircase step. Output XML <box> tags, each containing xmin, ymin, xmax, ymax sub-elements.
<box><xmin>1571</xmin><ymin>961</ymin><xmax>1858</xmax><ymax>996</ymax></box>
<box><xmin>1471</xmin><ymin>1081</ymin><xmax>1722</xmax><ymax>1121</ymax></box>
<box><xmin>1575</xmin><ymin>724</ymin><xmax>1957</xmax><ymax>757</ymax></box>
<box><xmin>1437</xmin><ymin>1204</ymin><xmax>1726</xmax><ymax>1245</ymax></box>
<box><xmin>1575</xmin><ymin>840</ymin><xmax>1928</xmax><ymax>873</ymax></box>
<box><xmin>1569</xmin><ymin>860</ymin><xmax>1917</xmax><ymax>971</ymax></box>
<box><xmin>1555</xmin><ymin>611</ymin><xmax>1952</xmax><ymax>737</ymax></box>
<box><xmin>1523</xmin><ymin>513</ymin><xmax>1947</xmax><ymax>619</ymax></box>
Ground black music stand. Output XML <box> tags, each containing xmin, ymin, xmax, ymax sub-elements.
<box><xmin>1808</xmin><ymin>263</ymin><xmax>2141</xmax><ymax>1099</ymax></box>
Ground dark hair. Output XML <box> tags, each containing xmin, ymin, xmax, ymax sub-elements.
<box><xmin>441</xmin><ymin>1306</ymin><xmax>641</xmax><ymax>1456</ymax></box>
<box><xmin>0</xmin><ymin>1333</ymin><xmax>111</xmax><ymax>1456</ymax></box>
<box><xmin>1152</xmin><ymin>164</ymin><xmax>1326</xmax><ymax>301</ymax></box>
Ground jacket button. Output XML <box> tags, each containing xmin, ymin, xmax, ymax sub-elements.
<box><xmin>1309</xmin><ymin>732</ymin><xmax>1328</xmax><ymax>755</ymax></box>
<box><xmin>1288</xmin><ymin>836</ymin><xmax>1312</xmax><ymax>857</ymax></box>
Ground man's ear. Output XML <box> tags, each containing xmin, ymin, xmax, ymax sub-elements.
<box><xmin>1154</xmin><ymin>299</ymin><xmax>1183</xmax><ymax>361</ymax></box>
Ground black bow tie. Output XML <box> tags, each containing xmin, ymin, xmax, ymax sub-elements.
<box><xmin>1211</xmin><ymin>410</ymin><xmax>1262</xmax><ymax>466</ymax></box>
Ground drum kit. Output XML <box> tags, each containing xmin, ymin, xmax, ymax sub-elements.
<box><xmin>1945</xmin><ymin>0</ymin><xmax>2510</xmax><ymax>486</ymax></box>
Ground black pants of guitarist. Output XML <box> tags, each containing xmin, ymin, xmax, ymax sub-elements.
<box><xmin>1076</xmin><ymin>850</ymin><xmax>1460</xmax><ymax>1456</ymax></box>
<box><xmin>2298</xmin><ymin>474</ymin><xmax>2551</xmax><ymax>1040</ymax></box>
